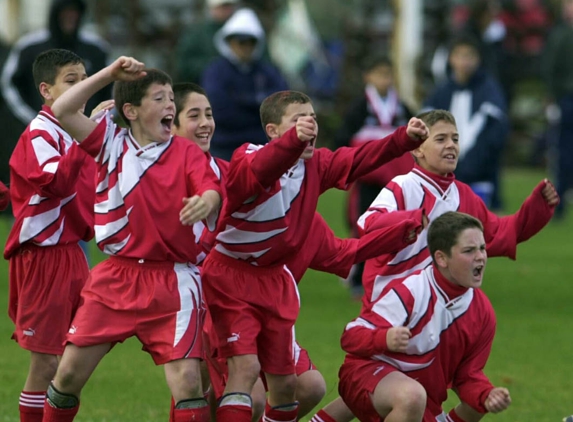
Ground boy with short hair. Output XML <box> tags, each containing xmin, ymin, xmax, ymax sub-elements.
<box><xmin>358</xmin><ymin>109</ymin><xmax>559</xmax><ymax>306</ymax></box>
<box><xmin>339</xmin><ymin>211</ymin><xmax>512</xmax><ymax>421</ymax></box>
<box><xmin>5</xmin><ymin>48</ymin><xmax>95</xmax><ymax>422</ymax></box>
<box><xmin>201</xmin><ymin>89</ymin><xmax>429</xmax><ymax>422</ymax></box>
<box><xmin>41</xmin><ymin>57</ymin><xmax>222</xmax><ymax>422</ymax></box>
<box><xmin>172</xmin><ymin>83</ymin><xmax>423</xmax><ymax>422</ymax></box>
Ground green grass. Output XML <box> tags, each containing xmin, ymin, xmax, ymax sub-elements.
<box><xmin>0</xmin><ymin>168</ymin><xmax>572</xmax><ymax>421</ymax></box>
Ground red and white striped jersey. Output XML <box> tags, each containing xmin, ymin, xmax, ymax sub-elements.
<box><xmin>341</xmin><ymin>265</ymin><xmax>496</xmax><ymax>415</ymax></box>
<box><xmin>213</xmin><ymin>125</ymin><xmax>420</xmax><ymax>267</ymax></box>
<box><xmin>358</xmin><ymin>165</ymin><xmax>555</xmax><ymax>303</ymax></box>
<box><xmin>4</xmin><ymin>106</ymin><xmax>95</xmax><ymax>258</ymax></box>
<box><xmin>78</xmin><ymin>112</ymin><xmax>221</xmax><ymax>263</ymax></box>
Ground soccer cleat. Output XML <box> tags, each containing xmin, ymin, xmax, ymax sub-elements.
<box><xmin>563</xmin><ymin>416</ymin><xmax>573</xmax><ymax>422</ymax></box>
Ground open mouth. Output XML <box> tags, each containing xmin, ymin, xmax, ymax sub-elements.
<box><xmin>473</xmin><ymin>265</ymin><xmax>484</xmax><ymax>277</ymax></box>
<box><xmin>196</xmin><ymin>132</ymin><xmax>211</xmax><ymax>143</ymax></box>
<box><xmin>161</xmin><ymin>115</ymin><xmax>173</xmax><ymax>131</ymax></box>
<box><xmin>444</xmin><ymin>153</ymin><xmax>456</xmax><ymax>160</ymax></box>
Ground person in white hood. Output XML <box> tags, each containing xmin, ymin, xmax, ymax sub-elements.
<box><xmin>201</xmin><ymin>8</ymin><xmax>288</xmax><ymax>160</ymax></box>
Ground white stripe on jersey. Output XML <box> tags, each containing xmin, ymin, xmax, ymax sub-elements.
<box><xmin>28</xmin><ymin>194</ymin><xmax>48</xmax><ymax>205</ymax></box>
<box><xmin>173</xmin><ymin>263</ymin><xmax>203</xmax><ymax>347</ymax></box>
<box><xmin>102</xmin><ymin>234</ymin><xmax>131</xmax><ymax>255</ymax></box>
<box><xmin>214</xmin><ymin>244</ymin><xmax>271</xmax><ymax>262</ymax></box>
<box><xmin>371</xmin><ymin>257</ymin><xmax>432</xmax><ymax>302</ymax></box>
<box><xmin>217</xmin><ymin>225</ymin><xmax>288</xmax><ymax>245</ymax></box>
<box><xmin>364</xmin><ymin>267</ymin><xmax>473</xmax><ymax>370</ymax></box>
<box><xmin>31</xmin><ymin>136</ymin><xmax>61</xmax><ymax>167</ymax></box>
<box><xmin>19</xmin><ymin>193</ymin><xmax>75</xmax><ymax>244</ymax></box>
<box><xmin>230</xmin><ymin>161</ymin><xmax>305</xmax><ymax>222</ymax></box>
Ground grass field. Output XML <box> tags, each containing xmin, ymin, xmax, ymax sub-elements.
<box><xmin>0</xmin><ymin>168</ymin><xmax>571</xmax><ymax>421</ymax></box>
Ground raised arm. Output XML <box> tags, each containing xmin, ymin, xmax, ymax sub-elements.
<box><xmin>52</xmin><ymin>57</ymin><xmax>146</xmax><ymax>142</ymax></box>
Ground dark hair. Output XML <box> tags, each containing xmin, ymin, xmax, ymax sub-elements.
<box><xmin>427</xmin><ymin>211</ymin><xmax>484</xmax><ymax>261</ymax></box>
<box><xmin>416</xmin><ymin>109</ymin><xmax>456</xmax><ymax>129</ymax></box>
<box><xmin>361</xmin><ymin>55</ymin><xmax>393</xmax><ymax>73</ymax></box>
<box><xmin>448</xmin><ymin>34</ymin><xmax>481</xmax><ymax>58</ymax></box>
<box><xmin>172</xmin><ymin>82</ymin><xmax>208</xmax><ymax>127</ymax></box>
<box><xmin>32</xmin><ymin>49</ymin><xmax>84</xmax><ymax>94</ymax></box>
<box><xmin>112</xmin><ymin>68</ymin><xmax>172</xmax><ymax>127</ymax></box>
<box><xmin>260</xmin><ymin>90</ymin><xmax>312</xmax><ymax>127</ymax></box>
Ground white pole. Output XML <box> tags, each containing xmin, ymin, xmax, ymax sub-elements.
<box><xmin>395</xmin><ymin>0</ymin><xmax>423</xmax><ymax>110</ymax></box>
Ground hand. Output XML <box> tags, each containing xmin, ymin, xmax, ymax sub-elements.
<box><xmin>386</xmin><ymin>326</ymin><xmax>411</xmax><ymax>352</ymax></box>
<box><xmin>90</xmin><ymin>99</ymin><xmax>115</xmax><ymax>119</ymax></box>
<box><xmin>485</xmin><ymin>387</ymin><xmax>511</xmax><ymax>413</ymax></box>
<box><xmin>296</xmin><ymin>116</ymin><xmax>318</xmax><ymax>143</ymax></box>
<box><xmin>180</xmin><ymin>195</ymin><xmax>212</xmax><ymax>226</ymax></box>
<box><xmin>109</xmin><ymin>57</ymin><xmax>146</xmax><ymax>82</ymax></box>
<box><xmin>406</xmin><ymin>117</ymin><xmax>429</xmax><ymax>142</ymax></box>
<box><xmin>540</xmin><ymin>178</ymin><xmax>559</xmax><ymax>207</ymax></box>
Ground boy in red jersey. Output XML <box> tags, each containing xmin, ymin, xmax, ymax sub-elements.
<box><xmin>339</xmin><ymin>211</ymin><xmax>512</xmax><ymax>422</ymax></box>
<box><xmin>358</xmin><ymin>109</ymin><xmax>559</xmax><ymax>306</ymax></box>
<box><xmin>41</xmin><ymin>57</ymin><xmax>221</xmax><ymax>422</ymax></box>
<box><xmin>5</xmin><ymin>49</ymin><xmax>95</xmax><ymax>422</ymax></box>
<box><xmin>172</xmin><ymin>82</ymin><xmax>424</xmax><ymax>422</ymax></box>
<box><xmin>201</xmin><ymin>89</ymin><xmax>429</xmax><ymax>422</ymax></box>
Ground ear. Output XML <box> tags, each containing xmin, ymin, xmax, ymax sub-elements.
<box><xmin>38</xmin><ymin>82</ymin><xmax>53</xmax><ymax>102</ymax></box>
<box><xmin>434</xmin><ymin>250</ymin><xmax>448</xmax><ymax>269</ymax></box>
<box><xmin>122</xmin><ymin>103</ymin><xmax>137</xmax><ymax>122</ymax></box>
<box><xmin>411</xmin><ymin>146</ymin><xmax>424</xmax><ymax>160</ymax></box>
<box><xmin>265</xmin><ymin>123</ymin><xmax>279</xmax><ymax>139</ymax></box>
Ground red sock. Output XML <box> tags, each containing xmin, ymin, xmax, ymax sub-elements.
<box><xmin>169</xmin><ymin>397</ymin><xmax>175</xmax><ymax>422</ymax></box>
<box><xmin>173</xmin><ymin>406</ymin><xmax>210</xmax><ymax>422</ymax></box>
<box><xmin>447</xmin><ymin>408</ymin><xmax>466</xmax><ymax>422</ymax></box>
<box><xmin>263</xmin><ymin>402</ymin><xmax>299</xmax><ymax>422</ymax></box>
<box><xmin>310</xmin><ymin>409</ymin><xmax>337</xmax><ymax>422</ymax></box>
<box><xmin>216</xmin><ymin>404</ymin><xmax>251</xmax><ymax>422</ymax></box>
<box><xmin>19</xmin><ymin>391</ymin><xmax>45</xmax><ymax>422</ymax></box>
<box><xmin>42</xmin><ymin>401</ymin><xmax>79</xmax><ymax>422</ymax></box>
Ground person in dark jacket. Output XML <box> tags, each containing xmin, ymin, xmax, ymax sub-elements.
<box><xmin>424</xmin><ymin>35</ymin><xmax>508</xmax><ymax>210</ymax></box>
<box><xmin>201</xmin><ymin>7</ymin><xmax>288</xmax><ymax>160</ymax></box>
<box><xmin>1</xmin><ymin>0</ymin><xmax>110</xmax><ymax>126</ymax></box>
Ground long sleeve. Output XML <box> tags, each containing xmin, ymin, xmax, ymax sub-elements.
<box><xmin>341</xmin><ymin>319</ymin><xmax>390</xmax><ymax>358</ymax></box>
<box><xmin>317</xmin><ymin>126</ymin><xmax>421</xmax><ymax>192</ymax></box>
<box><xmin>20</xmin><ymin>129</ymin><xmax>88</xmax><ymax>199</ymax></box>
<box><xmin>464</xmin><ymin>181</ymin><xmax>555</xmax><ymax>259</ymax></box>
<box><xmin>225</xmin><ymin>127</ymin><xmax>306</xmax><ymax>205</ymax></box>
<box><xmin>452</xmin><ymin>301</ymin><xmax>496</xmax><ymax>413</ymax></box>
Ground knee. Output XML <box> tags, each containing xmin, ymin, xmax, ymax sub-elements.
<box><xmin>228</xmin><ymin>356</ymin><xmax>261</xmax><ymax>385</ymax></box>
<box><xmin>296</xmin><ymin>370</ymin><xmax>326</xmax><ymax>408</ymax></box>
<box><xmin>33</xmin><ymin>356</ymin><xmax>59</xmax><ymax>385</ymax></box>
<box><xmin>394</xmin><ymin>381</ymin><xmax>426</xmax><ymax>414</ymax></box>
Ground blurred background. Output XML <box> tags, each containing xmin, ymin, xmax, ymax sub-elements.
<box><xmin>0</xmin><ymin>0</ymin><xmax>568</xmax><ymax>208</ymax></box>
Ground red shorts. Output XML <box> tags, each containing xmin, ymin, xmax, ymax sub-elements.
<box><xmin>67</xmin><ymin>256</ymin><xmax>205</xmax><ymax>365</ymax></box>
<box><xmin>202</xmin><ymin>251</ymin><xmax>300</xmax><ymax>375</ymax></box>
<box><xmin>338</xmin><ymin>356</ymin><xmax>399</xmax><ymax>422</ymax></box>
<box><xmin>9</xmin><ymin>244</ymin><xmax>88</xmax><ymax>354</ymax></box>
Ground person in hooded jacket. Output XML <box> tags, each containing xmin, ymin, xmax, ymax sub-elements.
<box><xmin>201</xmin><ymin>7</ymin><xmax>288</xmax><ymax>160</ymax></box>
<box><xmin>423</xmin><ymin>34</ymin><xmax>508</xmax><ymax>210</ymax></box>
<box><xmin>1</xmin><ymin>0</ymin><xmax>110</xmax><ymax>126</ymax></box>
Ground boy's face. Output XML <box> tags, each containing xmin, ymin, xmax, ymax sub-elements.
<box><xmin>129</xmin><ymin>83</ymin><xmax>175</xmax><ymax>144</ymax></box>
<box><xmin>269</xmin><ymin>102</ymin><xmax>317</xmax><ymax>160</ymax></box>
<box><xmin>449</xmin><ymin>45</ymin><xmax>480</xmax><ymax>83</ymax></box>
<box><xmin>364</xmin><ymin>64</ymin><xmax>393</xmax><ymax>95</ymax></box>
<box><xmin>172</xmin><ymin>92</ymin><xmax>214</xmax><ymax>153</ymax></box>
<box><xmin>41</xmin><ymin>63</ymin><xmax>87</xmax><ymax>107</ymax></box>
<box><xmin>413</xmin><ymin>120</ymin><xmax>459</xmax><ymax>176</ymax></box>
<box><xmin>436</xmin><ymin>227</ymin><xmax>487</xmax><ymax>289</ymax></box>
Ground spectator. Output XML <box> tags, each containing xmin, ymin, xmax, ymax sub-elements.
<box><xmin>1</xmin><ymin>0</ymin><xmax>110</xmax><ymax>126</ymax></box>
<box><xmin>542</xmin><ymin>0</ymin><xmax>573</xmax><ymax>218</ymax></box>
<box><xmin>175</xmin><ymin>0</ymin><xmax>240</xmax><ymax>84</ymax></box>
<box><xmin>333</xmin><ymin>55</ymin><xmax>414</xmax><ymax>300</ymax></box>
<box><xmin>201</xmin><ymin>7</ymin><xmax>288</xmax><ymax>160</ymax></box>
<box><xmin>424</xmin><ymin>35</ymin><xmax>509</xmax><ymax>210</ymax></box>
